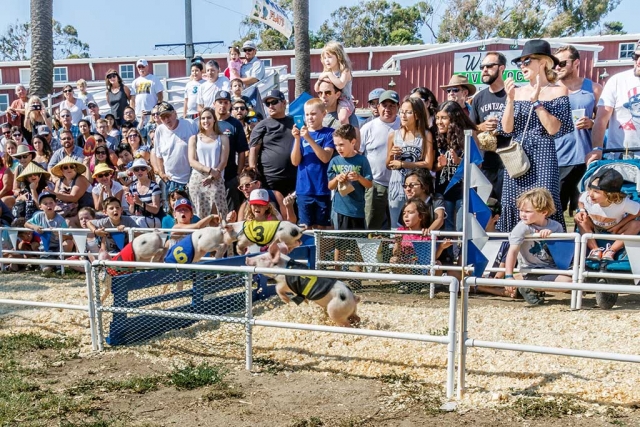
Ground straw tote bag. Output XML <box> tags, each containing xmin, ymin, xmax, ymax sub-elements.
<box><xmin>496</xmin><ymin>105</ymin><xmax>533</xmax><ymax>179</ymax></box>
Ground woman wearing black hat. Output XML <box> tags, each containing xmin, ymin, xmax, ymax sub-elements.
<box><xmin>498</xmin><ymin>39</ymin><xmax>574</xmax><ymax>233</ymax></box>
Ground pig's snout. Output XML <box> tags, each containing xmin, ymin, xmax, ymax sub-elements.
<box><xmin>289</xmin><ymin>228</ymin><xmax>300</xmax><ymax>238</ymax></box>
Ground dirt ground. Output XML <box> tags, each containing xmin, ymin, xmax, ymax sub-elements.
<box><xmin>2</xmin><ymin>270</ymin><xmax>640</xmax><ymax>426</ymax></box>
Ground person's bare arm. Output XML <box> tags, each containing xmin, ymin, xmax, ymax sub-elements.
<box><xmin>586</xmin><ymin>105</ymin><xmax>613</xmax><ymax>164</ymax></box>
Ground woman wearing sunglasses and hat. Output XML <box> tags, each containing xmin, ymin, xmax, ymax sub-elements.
<box><xmin>91</xmin><ymin>163</ymin><xmax>126</xmax><ymax>212</ymax></box>
<box><xmin>498</xmin><ymin>39</ymin><xmax>574</xmax><ymax>234</ymax></box>
<box><xmin>51</xmin><ymin>156</ymin><xmax>94</xmax><ymax>227</ymax></box>
<box><xmin>13</xmin><ymin>162</ymin><xmax>53</xmax><ymax>220</ymax></box>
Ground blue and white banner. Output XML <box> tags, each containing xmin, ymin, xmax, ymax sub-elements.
<box><xmin>250</xmin><ymin>0</ymin><xmax>293</xmax><ymax>38</ymax></box>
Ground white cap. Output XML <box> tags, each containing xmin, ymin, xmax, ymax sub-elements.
<box><xmin>249</xmin><ymin>189</ymin><xmax>269</xmax><ymax>206</ymax></box>
<box><xmin>136</xmin><ymin>59</ymin><xmax>148</xmax><ymax>67</ymax></box>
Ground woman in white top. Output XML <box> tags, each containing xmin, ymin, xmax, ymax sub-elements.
<box><xmin>386</xmin><ymin>97</ymin><xmax>434</xmax><ymax>228</ymax></box>
<box><xmin>59</xmin><ymin>84</ymin><xmax>87</xmax><ymax>125</ymax></box>
<box><xmin>187</xmin><ymin>107</ymin><xmax>229</xmax><ymax>220</ymax></box>
<box><xmin>91</xmin><ymin>163</ymin><xmax>126</xmax><ymax>211</ymax></box>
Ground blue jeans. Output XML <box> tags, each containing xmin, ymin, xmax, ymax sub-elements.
<box><xmin>443</xmin><ymin>198</ymin><xmax>463</xmax><ymax>232</ymax></box>
<box><xmin>388</xmin><ymin>194</ymin><xmax>406</xmax><ymax>229</ymax></box>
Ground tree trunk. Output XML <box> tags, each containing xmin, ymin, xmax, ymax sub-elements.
<box><xmin>30</xmin><ymin>0</ymin><xmax>54</xmax><ymax>99</ymax></box>
<box><xmin>293</xmin><ymin>0</ymin><xmax>310</xmax><ymax>98</ymax></box>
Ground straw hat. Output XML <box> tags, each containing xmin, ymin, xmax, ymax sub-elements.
<box><xmin>11</xmin><ymin>144</ymin><xmax>36</xmax><ymax>158</ymax></box>
<box><xmin>16</xmin><ymin>162</ymin><xmax>50</xmax><ymax>182</ymax></box>
<box><xmin>92</xmin><ymin>163</ymin><xmax>114</xmax><ymax>179</ymax></box>
<box><xmin>440</xmin><ymin>74</ymin><xmax>477</xmax><ymax>95</ymax></box>
<box><xmin>51</xmin><ymin>156</ymin><xmax>87</xmax><ymax>177</ymax></box>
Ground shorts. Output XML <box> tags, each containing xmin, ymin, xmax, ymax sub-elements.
<box><xmin>523</xmin><ymin>273</ymin><xmax>560</xmax><ymax>282</ymax></box>
<box><xmin>297</xmin><ymin>194</ymin><xmax>331</xmax><ymax>227</ymax></box>
<box><xmin>334</xmin><ymin>213</ymin><xmax>365</xmax><ymax>231</ymax></box>
<box><xmin>338</xmin><ymin>96</ymin><xmax>355</xmax><ymax>116</ymax></box>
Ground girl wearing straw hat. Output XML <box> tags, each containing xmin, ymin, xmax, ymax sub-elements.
<box><xmin>14</xmin><ymin>162</ymin><xmax>53</xmax><ymax>220</ymax></box>
<box><xmin>91</xmin><ymin>163</ymin><xmax>127</xmax><ymax>212</ymax></box>
<box><xmin>51</xmin><ymin>156</ymin><xmax>94</xmax><ymax>226</ymax></box>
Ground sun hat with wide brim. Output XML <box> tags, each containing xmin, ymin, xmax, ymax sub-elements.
<box><xmin>92</xmin><ymin>163</ymin><xmax>114</xmax><ymax>179</ymax></box>
<box><xmin>440</xmin><ymin>74</ymin><xmax>477</xmax><ymax>96</ymax></box>
<box><xmin>11</xmin><ymin>144</ymin><xmax>36</xmax><ymax>158</ymax></box>
<box><xmin>511</xmin><ymin>39</ymin><xmax>559</xmax><ymax>68</ymax></box>
<box><xmin>128</xmin><ymin>158</ymin><xmax>151</xmax><ymax>173</ymax></box>
<box><xmin>51</xmin><ymin>156</ymin><xmax>87</xmax><ymax>177</ymax></box>
<box><xmin>16</xmin><ymin>161</ymin><xmax>50</xmax><ymax>182</ymax></box>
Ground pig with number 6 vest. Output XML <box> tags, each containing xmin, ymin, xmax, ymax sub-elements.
<box><xmin>246</xmin><ymin>242</ymin><xmax>361</xmax><ymax>327</ymax></box>
<box><xmin>164</xmin><ymin>226</ymin><xmax>232</xmax><ymax>264</ymax></box>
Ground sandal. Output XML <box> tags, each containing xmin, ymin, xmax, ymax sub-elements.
<box><xmin>588</xmin><ymin>247</ymin><xmax>604</xmax><ymax>261</ymax></box>
<box><xmin>602</xmin><ymin>244</ymin><xmax>616</xmax><ymax>261</ymax></box>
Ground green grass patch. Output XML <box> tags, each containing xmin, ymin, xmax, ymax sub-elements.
<box><xmin>253</xmin><ymin>356</ymin><xmax>289</xmax><ymax>374</ymax></box>
<box><xmin>68</xmin><ymin>376</ymin><xmax>163</xmax><ymax>396</ymax></box>
<box><xmin>203</xmin><ymin>383</ymin><xmax>245</xmax><ymax>401</ymax></box>
<box><xmin>0</xmin><ymin>332</ymin><xmax>76</xmax><ymax>355</ymax></box>
<box><xmin>170</xmin><ymin>362</ymin><xmax>227</xmax><ymax>390</ymax></box>
<box><xmin>508</xmin><ymin>395</ymin><xmax>587</xmax><ymax>419</ymax></box>
<box><xmin>291</xmin><ymin>417</ymin><xmax>324</xmax><ymax>427</ymax></box>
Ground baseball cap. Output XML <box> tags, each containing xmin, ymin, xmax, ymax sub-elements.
<box><xmin>215</xmin><ymin>90</ymin><xmax>232</xmax><ymax>102</ymax></box>
<box><xmin>136</xmin><ymin>59</ymin><xmax>148</xmax><ymax>67</ymax></box>
<box><xmin>192</xmin><ymin>55</ymin><xmax>204</xmax><ymax>64</ymax></box>
<box><xmin>156</xmin><ymin>101</ymin><xmax>175</xmax><ymax>115</ymax></box>
<box><xmin>368</xmin><ymin>88</ymin><xmax>385</xmax><ymax>102</ymax></box>
<box><xmin>249</xmin><ymin>189</ymin><xmax>269</xmax><ymax>206</ymax></box>
<box><xmin>38</xmin><ymin>192</ymin><xmax>56</xmax><ymax>204</ymax></box>
<box><xmin>87</xmin><ymin>101</ymin><xmax>98</xmax><ymax>108</ymax></box>
<box><xmin>589</xmin><ymin>168</ymin><xmax>624</xmax><ymax>193</ymax></box>
<box><xmin>264</xmin><ymin>89</ymin><xmax>285</xmax><ymax>103</ymax></box>
<box><xmin>36</xmin><ymin>125</ymin><xmax>51</xmax><ymax>135</ymax></box>
<box><xmin>378</xmin><ymin>90</ymin><xmax>400</xmax><ymax>104</ymax></box>
<box><xmin>242</xmin><ymin>41</ymin><xmax>257</xmax><ymax>51</ymax></box>
<box><xmin>173</xmin><ymin>198</ymin><xmax>193</xmax><ymax>212</ymax></box>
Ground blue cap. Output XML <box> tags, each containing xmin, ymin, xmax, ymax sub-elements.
<box><xmin>38</xmin><ymin>192</ymin><xmax>56</xmax><ymax>204</ymax></box>
<box><xmin>173</xmin><ymin>198</ymin><xmax>193</xmax><ymax>211</ymax></box>
<box><xmin>264</xmin><ymin>89</ymin><xmax>285</xmax><ymax>103</ymax></box>
<box><xmin>368</xmin><ymin>88</ymin><xmax>385</xmax><ymax>102</ymax></box>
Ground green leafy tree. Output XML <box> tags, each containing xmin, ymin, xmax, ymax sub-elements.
<box><xmin>602</xmin><ymin>21</ymin><xmax>626</xmax><ymax>35</ymax></box>
<box><xmin>0</xmin><ymin>19</ymin><xmax>90</xmax><ymax>61</ymax></box>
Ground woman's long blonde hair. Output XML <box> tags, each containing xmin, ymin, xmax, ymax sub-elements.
<box><xmin>530</xmin><ymin>54</ymin><xmax>558</xmax><ymax>84</ymax></box>
<box><xmin>24</xmin><ymin>96</ymin><xmax>46</xmax><ymax>132</ymax></box>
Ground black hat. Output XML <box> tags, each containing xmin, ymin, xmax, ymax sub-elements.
<box><xmin>264</xmin><ymin>89</ymin><xmax>285</xmax><ymax>102</ymax></box>
<box><xmin>157</xmin><ymin>101</ymin><xmax>175</xmax><ymax>115</ymax></box>
<box><xmin>589</xmin><ymin>168</ymin><xmax>624</xmax><ymax>193</ymax></box>
<box><xmin>215</xmin><ymin>90</ymin><xmax>231</xmax><ymax>102</ymax></box>
<box><xmin>511</xmin><ymin>39</ymin><xmax>559</xmax><ymax>67</ymax></box>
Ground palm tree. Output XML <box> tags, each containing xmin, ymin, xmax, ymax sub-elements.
<box><xmin>293</xmin><ymin>0</ymin><xmax>310</xmax><ymax>97</ymax></box>
<box><xmin>30</xmin><ymin>0</ymin><xmax>54</xmax><ymax>98</ymax></box>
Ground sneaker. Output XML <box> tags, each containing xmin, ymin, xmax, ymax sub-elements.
<box><xmin>519</xmin><ymin>287</ymin><xmax>545</xmax><ymax>305</ymax></box>
<box><xmin>42</xmin><ymin>266</ymin><xmax>55</xmax><ymax>274</ymax></box>
<box><xmin>602</xmin><ymin>244</ymin><xmax>616</xmax><ymax>262</ymax></box>
<box><xmin>587</xmin><ymin>248</ymin><xmax>604</xmax><ymax>261</ymax></box>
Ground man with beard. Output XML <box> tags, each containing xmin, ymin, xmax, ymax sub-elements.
<box><xmin>588</xmin><ymin>40</ymin><xmax>640</xmax><ymax>163</ymax></box>
<box><xmin>48</xmin><ymin>129</ymin><xmax>84</xmax><ymax>172</ymax></box>
<box><xmin>554</xmin><ymin>45</ymin><xmax>602</xmax><ymax>214</ymax></box>
<box><xmin>469</xmin><ymin>52</ymin><xmax>510</xmax><ymax>199</ymax></box>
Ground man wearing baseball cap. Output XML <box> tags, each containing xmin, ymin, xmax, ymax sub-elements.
<box><xmin>240</xmin><ymin>41</ymin><xmax>265</xmax><ymax>86</ymax></box>
<box><xmin>130</xmin><ymin>58</ymin><xmax>164</xmax><ymax>120</ymax></box>
<box><xmin>249</xmin><ymin>89</ymin><xmax>297</xmax><ymax>196</ymax></box>
<box><xmin>588</xmin><ymin>39</ymin><xmax>640</xmax><ymax>163</ymax></box>
<box><xmin>360</xmin><ymin>89</ymin><xmax>400</xmax><ymax>229</ymax></box>
<box><xmin>363</xmin><ymin>87</ymin><xmax>385</xmax><ymax>125</ymax></box>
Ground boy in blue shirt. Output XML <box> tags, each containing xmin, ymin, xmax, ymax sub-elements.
<box><xmin>291</xmin><ymin>98</ymin><xmax>335</xmax><ymax>229</ymax></box>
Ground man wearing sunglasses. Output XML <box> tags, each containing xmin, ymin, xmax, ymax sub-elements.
<box><xmin>130</xmin><ymin>58</ymin><xmax>164</xmax><ymax>121</ymax></box>
<box><xmin>554</xmin><ymin>45</ymin><xmax>602</xmax><ymax>214</ymax></box>
<box><xmin>48</xmin><ymin>129</ymin><xmax>85</xmax><ymax>174</ymax></box>
<box><xmin>0</xmin><ymin>124</ymin><xmax>11</xmax><ymax>153</ymax></box>
<box><xmin>57</xmin><ymin>108</ymin><xmax>80</xmax><ymax>143</ymax></box>
<box><xmin>588</xmin><ymin>39</ymin><xmax>640</xmax><ymax>164</ymax></box>
<box><xmin>469</xmin><ymin>52</ymin><xmax>510</xmax><ymax>200</ymax></box>
<box><xmin>440</xmin><ymin>74</ymin><xmax>476</xmax><ymax>114</ymax></box>
<box><xmin>317</xmin><ymin>79</ymin><xmax>361</xmax><ymax>149</ymax></box>
<box><xmin>249</xmin><ymin>89</ymin><xmax>297</xmax><ymax>197</ymax></box>
<box><xmin>240</xmin><ymin>41</ymin><xmax>265</xmax><ymax>87</ymax></box>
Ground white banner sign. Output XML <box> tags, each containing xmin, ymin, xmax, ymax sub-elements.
<box><xmin>454</xmin><ymin>51</ymin><xmax>525</xmax><ymax>92</ymax></box>
<box><xmin>251</xmin><ymin>0</ymin><xmax>293</xmax><ymax>39</ymax></box>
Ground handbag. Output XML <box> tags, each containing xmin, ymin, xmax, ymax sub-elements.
<box><xmin>496</xmin><ymin>105</ymin><xmax>533</xmax><ymax>179</ymax></box>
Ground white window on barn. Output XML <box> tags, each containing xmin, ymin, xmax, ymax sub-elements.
<box><xmin>119</xmin><ymin>64</ymin><xmax>135</xmax><ymax>81</ymax></box>
<box><xmin>53</xmin><ymin>67</ymin><xmax>68</xmax><ymax>82</ymax></box>
<box><xmin>153</xmin><ymin>63</ymin><xmax>169</xmax><ymax>79</ymax></box>
<box><xmin>19</xmin><ymin>68</ymin><xmax>30</xmax><ymax>85</ymax></box>
<box><xmin>262</xmin><ymin>58</ymin><xmax>272</xmax><ymax>67</ymax></box>
<box><xmin>0</xmin><ymin>94</ymin><xmax>8</xmax><ymax>112</ymax></box>
<box><xmin>619</xmin><ymin>43</ymin><xmax>637</xmax><ymax>59</ymax></box>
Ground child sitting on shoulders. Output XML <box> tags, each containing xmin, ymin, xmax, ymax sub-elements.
<box><xmin>575</xmin><ymin>168</ymin><xmax>640</xmax><ymax>261</ymax></box>
<box><xmin>505</xmin><ymin>188</ymin><xmax>572</xmax><ymax>306</ymax></box>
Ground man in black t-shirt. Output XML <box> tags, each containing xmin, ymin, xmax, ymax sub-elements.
<box><xmin>469</xmin><ymin>52</ymin><xmax>511</xmax><ymax>200</ymax></box>
<box><xmin>248</xmin><ymin>90</ymin><xmax>297</xmax><ymax>197</ymax></box>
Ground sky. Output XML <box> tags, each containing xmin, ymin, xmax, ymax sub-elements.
<box><xmin>0</xmin><ymin>0</ymin><xmax>638</xmax><ymax>59</ymax></box>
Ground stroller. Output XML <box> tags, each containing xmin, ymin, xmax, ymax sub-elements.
<box><xmin>578</xmin><ymin>154</ymin><xmax>640</xmax><ymax>309</ymax></box>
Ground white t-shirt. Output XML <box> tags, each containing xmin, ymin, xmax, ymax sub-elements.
<box><xmin>598</xmin><ymin>68</ymin><xmax>640</xmax><ymax>149</ymax></box>
<box><xmin>92</xmin><ymin>180</ymin><xmax>128</xmax><ymax>211</ymax></box>
<box><xmin>131</xmin><ymin>74</ymin><xmax>164</xmax><ymax>116</ymax></box>
<box><xmin>579</xmin><ymin>191</ymin><xmax>640</xmax><ymax>229</ymax></box>
<box><xmin>184</xmin><ymin>79</ymin><xmax>205</xmax><ymax>116</ymax></box>
<box><xmin>78</xmin><ymin>92</ymin><xmax>95</xmax><ymax>106</ymax></box>
<box><xmin>360</xmin><ymin>117</ymin><xmax>400</xmax><ymax>186</ymax></box>
<box><xmin>153</xmin><ymin>119</ymin><xmax>197</xmax><ymax>184</ymax></box>
<box><xmin>60</xmin><ymin>98</ymin><xmax>87</xmax><ymax>125</ymax></box>
<box><xmin>196</xmin><ymin>77</ymin><xmax>231</xmax><ymax>108</ymax></box>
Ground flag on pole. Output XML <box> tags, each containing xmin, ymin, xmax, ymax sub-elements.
<box><xmin>444</xmin><ymin>137</ymin><xmax>483</xmax><ymax>194</ymax></box>
<box><xmin>250</xmin><ymin>0</ymin><xmax>293</xmax><ymax>38</ymax></box>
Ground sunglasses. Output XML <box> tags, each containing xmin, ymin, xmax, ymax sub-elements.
<box><xmin>12</xmin><ymin>133</ymin><xmax>21</xmax><ymax>137</ymax></box>
<box><xmin>317</xmin><ymin>90</ymin><xmax>333</xmax><ymax>97</ymax></box>
<box><xmin>556</xmin><ymin>59</ymin><xmax>571</xmax><ymax>68</ymax></box>
<box><xmin>238</xmin><ymin>180</ymin><xmax>257</xmax><ymax>190</ymax></box>
<box><xmin>480</xmin><ymin>63</ymin><xmax>500</xmax><ymax>70</ymax></box>
<box><xmin>95</xmin><ymin>173</ymin><xmax>111</xmax><ymax>178</ymax></box>
<box><xmin>127</xmin><ymin>134</ymin><xmax>140</xmax><ymax>138</ymax></box>
<box><xmin>95</xmin><ymin>151</ymin><xmax>108</xmax><ymax>155</ymax></box>
<box><xmin>132</xmin><ymin>167</ymin><xmax>147</xmax><ymax>172</ymax></box>
<box><xmin>62</xmin><ymin>165</ymin><xmax>75</xmax><ymax>170</ymax></box>
<box><xmin>137</xmin><ymin>65</ymin><xmax>146</xmax><ymax>69</ymax></box>
<box><xmin>515</xmin><ymin>57</ymin><xmax>533</xmax><ymax>69</ymax></box>
<box><xmin>248</xmin><ymin>118</ymin><xmax>259</xmax><ymax>124</ymax></box>
<box><xmin>107</xmin><ymin>74</ymin><xmax>117</xmax><ymax>79</ymax></box>
<box><xmin>15</xmin><ymin>154</ymin><xmax>31</xmax><ymax>160</ymax></box>
<box><xmin>3</xmin><ymin>131</ymin><xmax>10</xmax><ymax>135</ymax></box>
<box><xmin>446</xmin><ymin>88</ymin><xmax>461</xmax><ymax>94</ymax></box>
<box><xmin>151</xmin><ymin>112</ymin><xmax>159</xmax><ymax>116</ymax></box>
<box><xmin>243</xmin><ymin>48</ymin><xmax>255</xmax><ymax>53</ymax></box>
<box><xmin>233</xmin><ymin>106</ymin><xmax>247</xmax><ymax>111</ymax></box>
<box><xmin>61</xmin><ymin>114</ymin><xmax>71</xmax><ymax>118</ymax></box>
<box><xmin>264</xmin><ymin>100</ymin><xmax>281</xmax><ymax>107</ymax></box>
<box><xmin>63</xmin><ymin>89</ymin><xmax>73</xmax><ymax>93</ymax></box>
<box><xmin>402</xmin><ymin>183</ymin><xmax>423</xmax><ymax>189</ymax></box>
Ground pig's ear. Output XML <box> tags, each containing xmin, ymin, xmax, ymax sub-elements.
<box><xmin>245</xmin><ymin>255</ymin><xmax>255</xmax><ymax>266</ymax></box>
<box><xmin>268</xmin><ymin>241</ymin><xmax>280</xmax><ymax>261</ymax></box>
<box><xmin>277</xmin><ymin>242</ymin><xmax>290</xmax><ymax>255</ymax></box>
